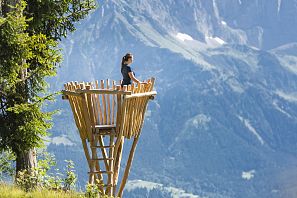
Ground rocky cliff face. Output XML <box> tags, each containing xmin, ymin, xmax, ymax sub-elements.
<box><xmin>48</xmin><ymin>1</ymin><xmax>297</xmax><ymax>197</ymax></box>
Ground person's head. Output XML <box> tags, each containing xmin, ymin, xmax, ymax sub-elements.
<box><xmin>121</xmin><ymin>53</ymin><xmax>133</xmax><ymax>66</ymax></box>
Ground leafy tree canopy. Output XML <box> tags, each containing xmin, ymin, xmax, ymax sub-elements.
<box><xmin>0</xmin><ymin>0</ymin><xmax>95</xmax><ymax>156</ymax></box>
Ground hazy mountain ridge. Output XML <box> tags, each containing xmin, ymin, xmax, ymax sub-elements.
<box><xmin>47</xmin><ymin>1</ymin><xmax>297</xmax><ymax>197</ymax></box>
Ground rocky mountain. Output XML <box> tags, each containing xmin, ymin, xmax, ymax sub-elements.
<box><xmin>47</xmin><ymin>0</ymin><xmax>297</xmax><ymax>197</ymax></box>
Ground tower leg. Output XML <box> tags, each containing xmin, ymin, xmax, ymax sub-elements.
<box><xmin>117</xmin><ymin>136</ymin><xmax>139</xmax><ymax>197</ymax></box>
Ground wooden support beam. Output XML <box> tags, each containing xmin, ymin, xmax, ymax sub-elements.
<box><xmin>117</xmin><ymin>136</ymin><xmax>139</xmax><ymax>197</ymax></box>
<box><xmin>90</xmin><ymin>158</ymin><xmax>114</xmax><ymax>161</ymax></box>
<box><xmin>88</xmin><ymin>171</ymin><xmax>113</xmax><ymax>174</ymax></box>
<box><xmin>91</xmin><ymin>145</ymin><xmax>115</xmax><ymax>149</ymax></box>
<box><xmin>125</xmin><ymin>91</ymin><xmax>157</xmax><ymax>99</ymax></box>
<box><xmin>76</xmin><ymin>89</ymin><xmax>132</xmax><ymax>95</ymax></box>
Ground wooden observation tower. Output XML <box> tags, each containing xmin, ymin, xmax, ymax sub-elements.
<box><xmin>62</xmin><ymin>77</ymin><xmax>156</xmax><ymax>197</ymax></box>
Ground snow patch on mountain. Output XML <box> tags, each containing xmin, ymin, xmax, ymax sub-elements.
<box><xmin>205</xmin><ymin>36</ymin><xmax>226</xmax><ymax>47</ymax></box>
<box><xmin>238</xmin><ymin>116</ymin><xmax>265</xmax><ymax>145</ymax></box>
<box><xmin>272</xmin><ymin>100</ymin><xmax>293</xmax><ymax>118</ymax></box>
<box><xmin>221</xmin><ymin>21</ymin><xmax>227</xmax><ymax>25</ymax></box>
<box><xmin>277</xmin><ymin>0</ymin><xmax>282</xmax><ymax>14</ymax></box>
<box><xmin>275</xmin><ymin>90</ymin><xmax>297</xmax><ymax>104</ymax></box>
<box><xmin>176</xmin><ymin>33</ymin><xmax>194</xmax><ymax>42</ymax></box>
<box><xmin>125</xmin><ymin>180</ymin><xmax>201</xmax><ymax>198</ymax></box>
<box><xmin>44</xmin><ymin>135</ymin><xmax>75</xmax><ymax>146</ymax></box>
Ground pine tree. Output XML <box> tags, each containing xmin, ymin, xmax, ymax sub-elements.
<box><xmin>0</xmin><ymin>0</ymin><xmax>95</xmax><ymax>176</ymax></box>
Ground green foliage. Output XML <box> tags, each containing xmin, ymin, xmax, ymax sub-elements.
<box><xmin>0</xmin><ymin>150</ymin><xmax>16</xmax><ymax>181</ymax></box>
<box><xmin>63</xmin><ymin>160</ymin><xmax>77</xmax><ymax>191</ymax></box>
<box><xmin>15</xmin><ymin>150</ymin><xmax>78</xmax><ymax>192</ymax></box>
<box><xmin>0</xmin><ymin>0</ymin><xmax>95</xmax><ymax>164</ymax></box>
<box><xmin>0</xmin><ymin>1</ymin><xmax>61</xmax><ymax>154</ymax></box>
<box><xmin>25</xmin><ymin>0</ymin><xmax>97</xmax><ymax>40</ymax></box>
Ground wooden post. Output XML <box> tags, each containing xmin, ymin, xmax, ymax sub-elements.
<box><xmin>117</xmin><ymin>136</ymin><xmax>139</xmax><ymax>197</ymax></box>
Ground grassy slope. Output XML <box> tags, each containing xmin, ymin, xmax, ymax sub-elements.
<box><xmin>0</xmin><ymin>183</ymin><xmax>83</xmax><ymax>198</ymax></box>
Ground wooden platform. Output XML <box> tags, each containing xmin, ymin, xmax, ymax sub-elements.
<box><xmin>62</xmin><ymin>78</ymin><xmax>156</xmax><ymax>197</ymax></box>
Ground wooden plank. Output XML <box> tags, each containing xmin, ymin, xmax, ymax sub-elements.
<box><xmin>128</xmin><ymin>98</ymin><xmax>136</xmax><ymax>138</ymax></box>
<box><xmin>76</xmin><ymin>89</ymin><xmax>132</xmax><ymax>95</ymax></box>
<box><xmin>91</xmin><ymin>145</ymin><xmax>115</xmax><ymax>148</ymax></box>
<box><xmin>97</xmin><ymin>134</ymin><xmax>110</xmax><ymax>172</ymax></box>
<box><xmin>71</xmin><ymin>83</ymin><xmax>86</xmax><ymax>140</ymax></box>
<box><xmin>130</xmin><ymin>83</ymin><xmax>142</xmax><ymax>136</ymax></box>
<box><xmin>67</xmin><ymin>82</ymin><xmax>87</xmax><ymax>140</ymax></box>
<box><xmin>106</xmin><ymin>79</ymin><xmax>111</xmax><ymax>125</ymax></box>
<box><xmin>90</xmin><ymin>82</ymin><xmax>99</xmax><ymax>126</ymax></box>
<box><xmin>133</xmin><ymin>78</ymin><xmax>155</xmax><ymax>136</ymax></box>
<box><xmin>124</xmin><ymin>99</ymin><xmax>132</xmax><ymax>138</ymax></box>
<box><xmin>131</xmin><ymin>84</ymin><xmax>144</xmax><ymax>137</ymax></box>
<box><xmin>125</xmin><ymin>91</ymin><xmax>157</xmax><ymax>99</ymax></box>
<box><xmin>94</xmin><ymin>130</ymin><xmax>117</xmax><ymax>136</ymax></box>
<box><xmin>62</xmin><ymin>90</ymin><xmax>81</xmax><ymax>97</ymax></box>
<box><xmin>126</xmin><ymin>99</ymin><xmax>134</xmax><ymax>139</ymax></box>
<box><xmin>136</xmin><ymin>99</ymin><xmax>149</xmax><ymax>137</ymax></box>
<box><xmin>80</xmin><ymin>91</ymin><xmax>93</xmax><ymax>140</ymax></box>
<box><xmin>115</xmin><ymin>85</ymin><xmax>122</xmax><ymax>137</ymax></box>
<box><xmin>134</xmin><ymin>84</ymin><xmax>148</xmax><ymax>136</ymax></box>
<box><xmin>112</xmin><ymin>81</ymin><xmax>116</xmax><ymax>125</ymax></box>
<box><xmin>90</xmin><ymin>158</ymin><xmax>114</xmax><ymax>161</ymax></box>
<box><xmin>94</xmin><ymin>124</ymin><xmax>116</xmax><ymax>129</ymax></box>
<box><xmin>64</xmin><ymin>84</ymin><xmax>82</xmax><ymax>138</ymax></box>
<box><xmin>85</xmin><ymin>85</ymin><xmax>96</xmax><ymax>128</ymax></box>
<box><xmin>106</xmin><ymin>134</ymin><xmax>115</xmax><ymax>196</ymax></box>
<box><xmin>91</xmin><ymin>135</ymin><xmax>103</xmax><ymax>186</ymax></box>
<box><xmin>113</xmin><ymin>137</ymin><xmax>124</xmax><ymax>187</ymax></box>
<box><xmin>150</xmin><ymin>77</ymin><xmax>155</xmax><ymax>91</ymax></box>
<box><xmin>88</xmin><ymin>171</ymin><xmax>113</xmax><ymax>174</ymax></box>
<box><xmin>117</xmin><ymin>136</ymin><xmax>139</xmax><ymax>197</ymax></box>
<box><xmin>95</xmin><ymin>80</ymin><xmax>103</xmax><ymax>125</ymax></box>
<box><xmin>101</xmin><ymin>80</ymin><xmax>107</xmax><ymax>125</ymax></box>
<box><xmin>75</xmin><ymin>83</ymin><xmax>89</xmax><ymax>141</ymax></box>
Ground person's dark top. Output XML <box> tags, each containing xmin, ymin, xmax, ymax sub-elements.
<box><xmin>121</xmin><ymin>64</ymin><xmax>134</xmax><ymax>85</ymax></box>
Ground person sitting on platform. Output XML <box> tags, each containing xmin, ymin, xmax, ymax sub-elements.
<box><xmin>121</xmin><ymin>53</ymin><xmax>147</xmax><ymax>86</ymax></box>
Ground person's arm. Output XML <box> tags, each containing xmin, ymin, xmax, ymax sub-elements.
<box><xmin>128</xmin><ymin>72</ymin><xmax>146</xmax><ymax>84</ymax></box>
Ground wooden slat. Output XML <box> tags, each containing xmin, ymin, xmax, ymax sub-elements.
<box><xmin>73</xmin><ymin>83</ymin><xmax>88</xmax><ymax>140</ymax></box>
<box><xmin>90</xmin><ymin>158</ymin><xmax>114</xmax><ymax>161</ymax></box>
<box><xmin>95</xmin><ymin>80</ymin><xmax>103</xmax><ymax>125</ymax></box>
<box><xmin>80</xmin><ymin>86</ymin><xmax>93</xmax><ymax>140</ymax></box>
<box><xmin>124</xmin><ymin>98</ymin><xmax>132</xmax><ymax>138</ymax></box>
<box><xmin>128</xmin><ymin>98</ymin><xmax>136</xmax><ymax>138</ymax></box>
<box><xmin>94</xmin><ymin>124</ymin><xmax>116</xmax><ymax>129</ymax></box>
<box><xmin>134</xmin><ymin>84</ymin><xmax>147</xmax><ymax>136</ymax></box>
<box><xmin>125</xmin><ymin>91</ymin><xmax>157</xmax><ymax>99</ymax></box>
<box><xmin>113</xmin><ymin>137</ymin><xmax>124</xmax><ymax>186</ymax></box>
<box><xmin>91</xmin><ymin>145</ymin><xmax>115</xmax><ymax>148</ymax></box>
<box><xmin>101</xmin><ymin>80</ymin><xmax>107</xmax><ymax>125</ymax></box>
<box><xmin>86</xmin><ymin>85</ymin><xmax>96</xmax><ymax>128</ymax></box>
<box><xmin>88</xmin><ymin>171</ymin><xmax>113</xmax><ymax>174</ymax></box>
<box><xmin>130</xmin><ymin>84</ymin><xmax>144</xmax><ymax>137</ymax></box>
<box><xmin>76</xmin><ymin>89</ymin><xmax>132</xmax><ymax>95</ymax></box>
<box><xmin>106</xmin><ymin>79</ymin><xmax>111</xmax><ymax>125</ymax></box>
<box><xmin>94</xmin><ymin>130</ymin><xmax>117</xmax><ymax>136</ymax></box>
<box><xmin>90</xmin><ymin>135</ymin><xmax>103</xmax><ymax>185</ymax></box>
<box><xmin>97</xmin><ymin>134</ymin><xmax>110</xmax><ymax>172</ymax></box>
<box><xmin>64</xmin><ymin>84</ymin><xmax>82</xmax><ymax>138</ymax></box>
<box><xmin>107</xmin><ymin>134</ymin><xmax>115</xmax><ymax>195</ymax></box>
<box><xmin>112</xmin><ymin>81</ymin><xmax>116</xmax><ymax>124</ymax></box>
<box><xmin>62</xmin><ymin>90</ymin><xmax>81</xmax><ymax>97</ymax></box>
<box><xmin>130</xmin><ymin>83</ymin><xmax>141</xmax><ymax>136</ymax></box>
